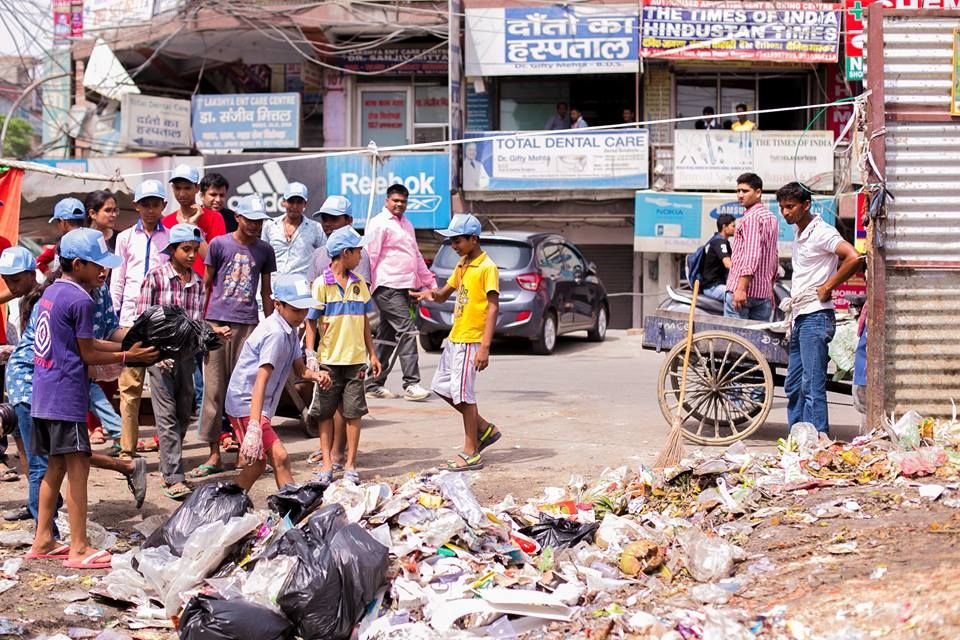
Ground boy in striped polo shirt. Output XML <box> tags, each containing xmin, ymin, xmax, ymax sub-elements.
<box><xmin>306</xmin><ymin>226</ymin><xmax>381</xmax><ymax>484</ymax></box>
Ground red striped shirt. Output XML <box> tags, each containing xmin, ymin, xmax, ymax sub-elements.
<box><xmin>136</xmin><ymin>262</ymin><xmax>205</xmax><ymax>321</ymax></box>
<box><xmin>726</xmin><ymin>203</ymin><xmax>779</xmax><ymax>300</ymax></box>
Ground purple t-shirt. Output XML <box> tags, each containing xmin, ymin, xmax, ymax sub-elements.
<box><xmin>205</xmin><ymin>233</ymin><xmax>277</xmax><ymax>325</ymax></box>
<box><xmin>31</xmin><ymin>280</ymin><xmax>95</xmax><ymax>422</ymax></box>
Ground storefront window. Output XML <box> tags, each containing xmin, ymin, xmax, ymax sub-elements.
<box><xmin>414</xmin><ymin>85</ymin><xmax>449</xmax><ymax>143</ymax></box>
<box><xmin>499</xmin><ymin>80</ymin><xmax>569</xmax><ymax>131</ymax></box>
<box><xmin>676</xmin><ymin>73</ymin><xmax>810</xmax><ymax>130</ymax></box>
<box><xmin>360</xmin><ymin>88</ymin><xmax>409</xmax><ymax>147</ymax></box>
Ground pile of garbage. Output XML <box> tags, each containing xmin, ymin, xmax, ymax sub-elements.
<box><xmin>67</xmin><ymin>412</ymin><xmax>960</xmax><ymax>639</ymax></box>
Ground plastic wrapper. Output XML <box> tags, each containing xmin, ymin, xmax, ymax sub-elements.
<box><xmin>892</xmin><ymin>411</ymin><xmax>923</xmax><ymax>450</ymax></box>
<box><xmin>178</xmin><ymin>594</ymin><xmax>293</xmax><ymax>640</ymax></box>
<box><xmin>889</xmin><ymin>447</ymin><xmax>947</xmax><ymax>477</ymax></box>
<box><xmin>268</xmin><ymin>505</ymin><xmax>390</xmax><ymax>640</ymax></box>
<box><xmin>267</xmin><ymin>482</ymin><xmax>328</xmax><ymax>523</ymax></box>
<box><xmin>680</xmin><ymin>528</ymin><xmax>745</xmax><ymax>582</ymax></box>
<box><xmin>788</xmin><ymin>422</ymin><xmax>820</xmax><ymax>459</ymax></box>
<box><xmin>519</xmin><ymin>515</ymin><xmax>599</xmax><ymax>550</ymax></box>
<box><xmin>144</xmin><ymin>482</ymin><xmax>252</xmax><ymax>556</ymax></box>
<box><xmin>122</xmin><ymin>304</ymin><xmax>223</xmax><ymax>361</ymax></box>
<box><xmin>242</xmin><ymin>555</ymin><xmax>297</xmax><ymax>613</ymax></box>
<box><xmin>434</xmin><ymin>472</ymin><xmax>487</xmax><ymax>529</ymax></box>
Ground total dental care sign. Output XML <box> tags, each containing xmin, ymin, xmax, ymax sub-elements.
<box><xmin>641</xmin><ymin>0</ymin><xmax>842</xmax><ymax>63</ymax></box>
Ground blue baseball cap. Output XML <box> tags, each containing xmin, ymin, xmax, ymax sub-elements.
<box><xmin>271</xmin><ymin>273</ymin><xmax>317</xmax><ymax>309</ymax></box>
<box><xmin>283</xmin><ymin>182</ymin><xmax>309</xmax><ymax>202</ymax></box>
<box><xmin>326</xmin><ymin>226</ymin><xmax>368</xmax><ymax>257</ymax></box>
<box><xmin>169</xmin><ymin>164</ymin><xmax>201</xmax><ymax>184</ymax></box>
<box><xmin>59</xmin><ymin>228</ymin><xmax>122</xmax><ymax>269</ymax></box>
<box><xmin>49</xmin><ymin>197</ymin><xmax>86</xmax><ymax>224</ymax></box>
<box><xmin>437</xmin><ymin>213</ymin><xmax>482</xmax><ymax>238</ymax></box>
<box><xmin>236</xmin><ymin>194</ymin><xmax>271</xmax><ymax>220</ymax></box>
<box><xmin>134</xmin><ymin>179</ymin><xmax>167</xmax><ymax>203</ymax></box>
<box><xmin>313</xmin><ymin>195</ymin><xmax>352</xmax><ymax>219</ymax></box>
<box><xmin>0</xmin><ymin>246</ymin><xmax>36</xmax><ymax>275</ymax></box>
<box><xmin>163</xmin><ymin>223</ymin><xmax>203</xmax><ymax>255</ymax></box>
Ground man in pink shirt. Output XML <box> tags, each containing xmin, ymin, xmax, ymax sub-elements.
<box><xmin>364</xmin><ymin>184</ymin><xmax>436</xmax><ymax>401</ymax></box>
<box><xmin>724</xmin><ymin>172</ymin><xmax>779</xmax><ymax>321</ymax></box>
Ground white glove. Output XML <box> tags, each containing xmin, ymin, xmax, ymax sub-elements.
<box><xmin>239</xmin><ymin>423</ymin><xmax>264</xmax><ymax>462</ymax></box>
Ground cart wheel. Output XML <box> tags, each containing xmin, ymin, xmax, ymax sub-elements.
<box><xmin>656</xmin><ymin>330</ymin><xmax>774</xmax><ymax>445</ymax></box>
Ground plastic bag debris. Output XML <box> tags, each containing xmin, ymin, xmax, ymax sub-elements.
<box><xmin>267</xmin><ymin>481</ymin><xmax>328</xmax><ymax>522</ymax></box>
<box><xmin>55</xmin><ymin>514</ymin><xmax>117</xmax><ymax>550</ymax></box>
<box><xmin>680</xmin><ymin>528</ymin><xmax>745</xmax><ymax>582</ymax></box>
<box><xmin>891</xmin><ymin>410</ymin><xmax>923</xmax><ymax>449</ymax></box>
<box><xmin>519</xmin><ymin>515</ymin><xmax>599</xmax><ymax>551</ymax></box>
<box><xmin>63</xmin><ymin>604</ymin><xmax>104</xmax><ymax>618</ymax></box>
<box><xmin>123</xmin><ymin>305</ymin><xmax>223</xmax><ymax>361</ymax></box>
<box><xmin>434</xmin><ymin>472</ymin><xmax>487</xmax><ymax>529</ymax></box>
<box><xmin>241</xmin><ymin>555</ymin><xmax>296</xmax><ymax>613</ymax></box>
<box><xmin>144</xmin><ymin>482</ymin><xmax>252</xmax><ymax>556</ymax></box>
<box><xmin>178</xmin><ymin>594</ymin><xmax>293</xmax><ymax>640</ymax></box>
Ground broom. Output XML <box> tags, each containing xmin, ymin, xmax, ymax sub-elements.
<box><xmin>653</xmin><ymin>279</ymin><xmax>700</xmax><ymax>470</ymax></box>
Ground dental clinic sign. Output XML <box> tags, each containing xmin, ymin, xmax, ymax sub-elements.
<box><xmin>328</xmin><ymin>152</ymin><xmax>451</xmax><ymax>229</ymax></box>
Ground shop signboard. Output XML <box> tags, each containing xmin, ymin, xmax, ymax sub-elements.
<box><xmin>53</xmin><ymin>0</ymin><xmax>83</xmax><ymax>48</ymax></box>
<box><xmin>465</xmin><ymin>4</ymin><xmax>639</xmax><ymax>76</ymax></box>
<box><xmin>83</xmin><ymin>0</ymin><xmax>155</xmax><ymax>30</ymax></box>
<box><xmin>634</xmin><ymin>191</ymin><xmax>837</xmax><ymax>257</ymax></box>
<box><xmin>463</xmin><ymin>130</ymin><xmax>649</xmax><ymax>191</ymax></box>
<box><xmin>326</xmin><ymin>153</ymin><xmax>451</xmax><ymax>230</ymax></box>
<box><xmin>674</xmin><ymin>130</ymin><xmax>835</xmax><ymax>191</ymax></box>
<box><xmin>336</xmin><ymin>46</ymin><xmax>448</xmax><ymax>76</ymax></box>
<box><xmin>640</xmin><ymin>0</ymin><xmax>842</xmax><ymax>63</ymax></box>
<box><xmin>120</xmin><ymin>94</ymin><xmax>193</xmax><ymax>151</ymax></box>
<box><xmin>192</xmin><ymin>93</ymin><xmax>300</xmax><ymax>150</ymax></box>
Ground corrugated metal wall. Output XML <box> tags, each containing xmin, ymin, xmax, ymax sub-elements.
<box><xmin>870</xmin><ymin>13</ymin><xmax>960</xmax><ymax>417</ymax></box>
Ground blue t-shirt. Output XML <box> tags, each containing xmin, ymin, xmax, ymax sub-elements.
<box><xmin>5</xmin><ymin>304</ymin><xmax>39</xmax><ymax>406</ymax></box>
<box><xmin>92</xmin><ymin>283</ymin><xmax>119</xmax><ymax>340</ymax></box>
<box><xmin>224</xmin><ymin>312</ymin><xmax>301</xmax><ymax>420</ymax></box>
<box><xmin>31</xmin><ymin>280</ymin><xmax>95</xmax><ymax>422</ymax></box>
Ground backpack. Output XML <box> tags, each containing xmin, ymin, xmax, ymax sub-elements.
<box><xmin>686</xmin><ymin>242</ymin><xmax>707</xmax><ymax>284</ymax></box>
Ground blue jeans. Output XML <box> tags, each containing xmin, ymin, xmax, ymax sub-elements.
<box><xmin>702</xmin><ymin>283</ymin><xmax>727</xmax><ymax>301</ymax></box>
<box><xmin>89</xmin><ymin>382</ymin><xmax>121</xmax><ymax>440</ymax></box>
<box><xmin>785</xmin><ymin>310</ymin><xmax>836</xmax><ymax>434</ymax></box>
<box><xmin>194</xmin><ymin>352</ymin><xmax>204</xmax><ymax>413</ymax></box>
<box><xmin>15</xmin><ymin>402</ymin><xmax>61</xmax><ymax>538</ymax></box>
<box><xmin>724</xmin><ymin>292</ymin><xmax>773</xmax><ymax>321</ymax></box>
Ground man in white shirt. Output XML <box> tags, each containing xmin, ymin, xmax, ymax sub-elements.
<box><xmin>261</xmin><ymin>182</ymin><xmax>326</xmax><ymax>276</ymax></box>
<box><xmin>462</xmin><ymin>143</ymin><xmax>490</xmax><ymax>191</ymax></box>
<box><xmin>570</xmin><ymin>107</ymin><xmax>588</xmax><ymax>129</ymax></box>
<box><xmin>778</xmin><ymin>182</ymin><xmax>862</xmax><ymax>436</ymax></box>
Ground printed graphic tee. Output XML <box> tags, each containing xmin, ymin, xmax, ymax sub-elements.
<box><xmin>205</xmin><ymin>233</ymin><xmax>277</xmax><ymax>325</ymax></box>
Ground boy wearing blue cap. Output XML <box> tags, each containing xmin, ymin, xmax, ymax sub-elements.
<box><xmin>37</xmin><ymin>197</ymin><xmax>87</xmax><ymax>275</ymax></box>
<box><xmin>161</xmin><ymin>164</ymin><xmax>226</xmax><ymax>278</ymax></box>
<box><xmin>411</xmin><ymin>214</ymin><xmax>502</xmax><ymax>471</ymax></box>
<box><xmin>306</xmin><ymin>226</ymin><xmax>381</xmax><ymax>484</ymax></box>
<box><xmin>261</xmin><ymin>181</ymin><xmax>326</xmax><ymax>277</ymax></box>
<box><xmin>226</xmin><ymin>274</ymin><xmax>330</xmax><ymax>491</ymax></box>
<box><xmin>29</xmin><ymin>229</ymin><xmax>157</xmax><ymax>569</ymax></box>
<box><xmin>111</xmin><ymin>179</ymin><xmax>170</xmax><ymax>460</ymax></box>
<box><xmin>195</xmin><ymin>194</ymin><xmax>277</xmax><ymax>477</ymax></box>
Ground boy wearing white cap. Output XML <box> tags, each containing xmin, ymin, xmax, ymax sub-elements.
<box><xmin>411</xmin><ymin>214</ymin><xmax>502</xmax><ymax>471</ymax></box>
<box><xmin>261</xmin><ymin>181</ymin><xmax>326</xmax><ymax>277</ymax></box>
<box><xmin>193</xmin><ymin>194</ymin><xmax>277</xmax><ymax>478</ymax></box>
<box><xmin>227</xmin><ymin>274</ymin><xmax>330</xmax><ymax>491</ymax></box>
<box><xmin>111</xmin><ymin>180</ymin><xmax>171</xmax><ymax>460</ymax></box>
<box><xmin>161</xmin><ymin>164</ymin><xmax>226</xmax><ymax>278</ymax></box>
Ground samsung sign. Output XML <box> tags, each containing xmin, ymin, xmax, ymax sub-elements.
<box><xmin>328</xmin><ymin>152</ymin><xmax>451</xmax><ymax>229</ymax></box>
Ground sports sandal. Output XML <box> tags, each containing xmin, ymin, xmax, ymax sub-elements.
<box><xmin>477</xmin><ymin>424</ymin><xmax>502</xmax><ymax>453</ymax></box>
<box><xmin>25</xmin><ymin>543</ymin><xmax>71</xmax><ymax>560</ymax></box>
<box><xmin>63</xmin><ymin>549</ymin><xmax>112</xmax><ymax>570</ymax></box>
<box><xmin>444</xmin><ymin>452</ymin><xmax>484</xmax><ymax>472</ymax></box>
<box><xmin>187</xmin><ymin>463</ymin><xmax>223</xmax><ymax>478</ymax></box>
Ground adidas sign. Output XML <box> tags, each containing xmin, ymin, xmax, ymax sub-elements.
<box><xmin>341</xmin><ymin>171</ymin><xmax>441</xmax><ymax>214</ymax></box>
<box><xmin>230</xmin><ymin>161</ymin><xmax>290</xmax><ymax>214</ymax></box>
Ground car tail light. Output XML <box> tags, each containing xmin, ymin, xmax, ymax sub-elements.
<box><xmin>516</xmin><ymin>273</ymin><xmax>543</xmax><ymax>291</ymax></box>
<box><xmin>419</xmin><ymin>306</ymin><xmax>432</xmax><ymax>319</ymax></box>
<box><xmin>516</xmin><ymin>310</ymin><xmax>532</xmax><ymax>322</ymax></box>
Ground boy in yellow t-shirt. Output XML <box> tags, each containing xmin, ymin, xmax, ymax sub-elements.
<box><xmin>305</xmin><ymin>226</ymin><xmax>381</xmax><ymax>484</ymax></box>
<box><xmin>411</xmin><ymin>214</ymin><xmax>502</xmax><ymax>471</ymax></box>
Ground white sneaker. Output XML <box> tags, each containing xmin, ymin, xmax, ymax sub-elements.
<box><xmin>366</xmin><ymin>386</ymin><xmax>398</xmax><ymax>400</ymax></box>
<box><xmin>404</xmin><ymin>384</ymin><xmax>431</xmax><ymax>402</ymax></box>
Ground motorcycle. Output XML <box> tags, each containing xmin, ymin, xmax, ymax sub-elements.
<box><xmin>657</xmin><ymin>281</ymin><xmax>792</xmax><ymax>322</ymax></box>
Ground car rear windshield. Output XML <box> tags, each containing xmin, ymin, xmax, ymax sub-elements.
<box><xmin>433</xmin><ymin>241</ymin><xmax>532</xmax><ymax>271</ymax></box>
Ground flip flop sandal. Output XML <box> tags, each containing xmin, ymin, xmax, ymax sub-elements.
<box><xmin>314</xmin><ymin>470</ymin><xmax>333</xmax><ymax>484</ymax></box>
<box><xmin>136</xmin><ymin>439</ymin><xmax>158</xmax><ymax>453</ymax></box>
<box><xmin>89</xmin><ymin>428</ymin><xmax>106</xmax><ymax>445</ymax></box>
<box><xmin>306</xmin><ymin>449</ymin><xmax>323</xmax><ymax>465</ymax></box>
<box><xmin>25</xmin><ymin>543</ymin><xmax>71</xmax><ymax>560</ymax></box>
<box><xmin>444</xmin><ymin>452</ymin><xmax>484</xmax><ymax>472</ymax></box>
<box><xmin>0</xmin><ymin>467</ymin><xmax>18</xmax><ymax>482</ymax></box>
<box><xmin>187</xmin><ymin>463</ymin><xmax>224</xmax><ymax>479</ymax></box>
<box><xmin>343</xmin><ymin>469</ymin><xmax>360</xmax><ymax>484</ymax></box>
<box><xmin>108</xmin><ymin>443</ymin><xmax>122</xmax><ymax>457</ymax></box>
<box><xmin>220</xmin><ymin>433</ymin><xmax>239</xmax><ymax>453</ymax></box>
<box><xmin>477</xmin><ymin>424</ymin><xmax>502</xmax><ymax>453</ymax></box>
<box><xmin>126</xmin><ymin>458</ymin><xmax>147</xmax><ymax>509</ymax></box>
<box><xmin>162</xmin><ymin>483</ymin><xmax>193</xmax><ymax>501</ymax></box>
<box><xmin>63</xmin><ymin>549</ymin><xmax>112</xmax><ymax>570</ymax></box>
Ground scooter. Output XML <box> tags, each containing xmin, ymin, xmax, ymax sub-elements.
<box><xmin>657</xmin><ymin>281</ymin><xmax>792</xmax><ymax>322</ymax></box>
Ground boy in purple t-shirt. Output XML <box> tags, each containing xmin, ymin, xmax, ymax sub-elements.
<box><xmin>28</xmin><ymin>229</ymin><xmax>157</xmax><ymax>570</ymax></box>
<box><xmin>193</xmin><ymin>195</ymin><xmax>276</xmax><ymax>478</ymax></box>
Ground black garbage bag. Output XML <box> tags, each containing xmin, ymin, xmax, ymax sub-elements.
<box><xmin>269</xmin><ymin>504</ymin><xmax>389</xmax><ymax>640</ymax></box>
<box><xmin>519</xmin><ymin>515</ymin><xmax>600</xmax><ymax>550</ymax></box>
<box><xmin>122</xmin><ymin>304</ymin><xmax>223</xmax><ymax>360</ymax></box>
<box><xmin>266</xmin><ymin>481</ymin><xmax>328</xmax><ymax>523</ymax></box>
<box><xmin>179</xmin><ymin>594</ymin><xmax>293</xmax><ymax>640</ymax></box>
<box><xmin>144</xmin><ymin>482</ymin><xmax>252</xmax><ymax>556</ymax></box>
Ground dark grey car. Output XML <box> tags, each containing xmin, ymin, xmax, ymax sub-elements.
<box><xmin>416</xmin><ymin>232</ymin><xmax>609</xmax><ymax>355</ymax></box>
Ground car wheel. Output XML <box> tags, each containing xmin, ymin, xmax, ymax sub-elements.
<box><xmin>531</xmin><ymin>311</ymin><xmax>558</xmax><ymax>355</ymax></box>
<box><xmin>587</xmin><ymin>306</ymin><xmax>608</xmax><ymax>342</ymax></box>
<box><xmin>419</xmin><ymin>332</ymin><xmax>444</xmax><ymax>352</ymax></box>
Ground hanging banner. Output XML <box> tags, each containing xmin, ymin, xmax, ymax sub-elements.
<box><xmin>53</xmin><ymin>0</ymin><xmax>83</xmax><ymax>48</ymax></box>
<box><xmin>464</xmin><ymin>130</ymin><xmax>649</xmax><ymax>191</ymax></box>
<box><xmin>208</xmin><ymin>154</ymin><xmax>327</xmax><ymax>216</ymax></box>
<box><xmin>466</xmin><ymin>4</ymin><xmax>639</xmax><ymax>76</ymax></box>
<box><xmin>192</xmin><ymin>93</ymin><xmax>300</xmax><ymax>150</ymax></box>
<box><xmin>674</xmin><ymin>130</ymin><xmax>835</xmax><ymax>191</ymax></box>
<box><xmin>0</xmin><ymin>169</ymin><xmax>23</xmax><ymax>245</ymax></box>
<box><xmin>640</xmin><ymin>0</ymin><xmax>842</xmax><ymax>63</ymax></box>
